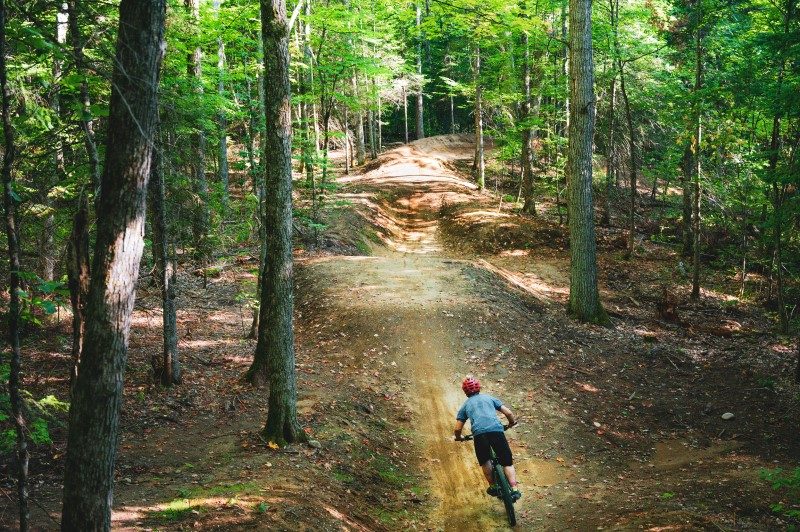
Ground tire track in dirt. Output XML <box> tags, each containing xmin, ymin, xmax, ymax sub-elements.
<box><xmin>316</xmin><ymin>135</ymin><xmax>524</xmax><ymax>529</ymax></box>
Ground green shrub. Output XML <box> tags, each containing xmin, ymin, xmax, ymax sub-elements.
<box><xmin>0</xmin><ymin>364</ymin><xmax>68</xmax><ymax>453</ymax></box>
<box><xmin>761</xmin><ymin>467</ymin><xmax>800</xmax><ymax>523</ymax></box>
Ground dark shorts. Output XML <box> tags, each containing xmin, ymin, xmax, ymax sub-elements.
<box><xmin>473</xmin><ymin>431</ymin><xmax>513</xmax><ymax>467</ymax></box>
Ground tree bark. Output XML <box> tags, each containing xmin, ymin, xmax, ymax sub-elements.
<box><xmin>415</xmin><ymin>0</ymin><xmax>424</xmax><ymax>140</ymax></box>
<box><xmin>61</xmin><ymin>1</ymin><xmax>165</xmax><ymax>528</ymax></box>
<box><xmin>766</xmin><ymin>0</ymin><xmax>792</xmax><ymax>332</ymax></box>
<box><xmin>520</xmin><ymin>28</ymin><xmax>535</xmax><ymax>215</ymax></box>
<box><xmin>41</xmin><ymin>4</ymin><xmax>69</xmax><ymax>283</ymax></box>
<box><xmin>149</xmin><ymin>125</ymin><xmax>180</xmax><ymax>385</ymax></box>
<box><xmin>618</xmin><ymin>61</ymin><xmax>637</xmax><ymax>258</ymax></box>
<box><xmin>566</xmin><ymin>0</ymin><xmax>607</xmax><ymax>324</ymax></box>
<box><xmin>66</xmin><ymin>194</ymin><xmax>90</xmax><ymax>394</ymax></box>
<box><xmin>67</xmin><ymin>0</ymin><xmax>102</xmax><ymax>204</ymax></box>
<box><xmin>795</xmin><ymin>338</ymin><xmax>799</xmax><ymax>384</ymax></box>
<box><xmin>245</xmin><ymin>0</ymin><xmax>306</xmax><ymax>446</ymax></box>
<box><xmin>403</xmin><ymin>84</ymin><xmax>409</xmax><ymax>144</ymax></box>
<box><xmin>214</xmin><ymin>0</ymin><xmax>229</xmax><ymax>212</ymax></box>
<box><xmin>690</xmin><ymin>15</ymin><xmax>702</xmax><ymax>300</ymax></box>
<box><xmin>1</xmin><ymin>3</ymin><xmax>30</xmax><ymax>527</ymax></box>
<box><xmin>186</xmin><ymin>0</ymin><xmax>211</xmax><ymax>270</ymax></box>
<box><xmin>301</xmin><ymin>0</ymin><xmax>315</xmax><ymax>184</ymax></box>
<box><xmin>353</xmin><ymin>74</ymin><xmax>365</xmax><ymax>165</ymax></box>
<box><xmin>474</xmin><ymin>44</ymin><xmax>485</xmax><ymax>190</ymax></box>
<box><xmin>681</xmin><ymin>142</ymin><xmax>693</xmax><ymax>256</ymax></box>
<box><xmin>602</xmin><ymin>74</ymin><xmax>616</xmax><ymax>226</ymax></box>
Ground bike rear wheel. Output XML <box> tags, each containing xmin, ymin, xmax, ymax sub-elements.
<box><xmin>493</xmin><ymin>462</ymin><xmax>516</xmax><ymax>527</ymax></box>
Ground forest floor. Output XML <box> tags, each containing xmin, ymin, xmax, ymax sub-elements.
<box><xmin>2</xmin><ymin>135</ymin><xmax>799</xmax><ymax>531</ymax></box>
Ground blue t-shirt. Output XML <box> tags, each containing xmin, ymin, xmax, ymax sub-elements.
<box><xmin>456</xmin><ymin>393</ymin><xmax>504</xmax><ymax>436</ymax></box>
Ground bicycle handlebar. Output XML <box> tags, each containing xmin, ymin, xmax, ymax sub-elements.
<box><xmin>458</xmin><ymin>424</ymin><xmax>515</xmax><ymax>442</ymax></box>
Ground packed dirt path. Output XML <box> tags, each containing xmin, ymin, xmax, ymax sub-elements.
<box><xmin>311</xmin><ymin>135</ymin><xmax>563</xmax><ymax>529</ymax></box>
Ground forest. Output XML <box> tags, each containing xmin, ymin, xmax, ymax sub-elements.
<box><xmin>0</xmin><ymin>0</ymin><xmax>798</xmax><ymax>529</ymax></box>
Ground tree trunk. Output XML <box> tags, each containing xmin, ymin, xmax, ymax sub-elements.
<box><xmin>67</xmin><ymin>0</ymin><xmax>102</xmax><ymax>204</ymax></box>
<box><xmin>520</xmin><ymin>29</ymin><xmax>535</xmax><ymax>215</ymax></box>
<box><xmin>61</xmin><ymin>1</ymin><xmax>165</xmax><ymax>528</ymax></box>
<box><xmin>214</xmin><ymin>0</ymin><xmax>229</xmax><ymax>212</ymax></box>
<box><xmin>66</xmin><ymin>194</ymin><xmax>90</xmax><ymax>394</ymax></box>
<box><xmin>795</xmin><ymin>338</ymin><xmax>799</xmax><ymax>384</ymax></box>
<box><xmin>415</xmin><ymin>0</ymin><xmax>424</xmax><ymax>140</ymax></box>
<box><xmin>602</xmin><ymin>74</ymin><xmax>616</xmax><ymax>226</ymax></box>
<box><xmin>474</xmin><ymin>44</ymin><xmax>485</xmax><ymax>190</ymax></box>
<box><xmin>377</xmin><ymin>93</ymin><xmax>383</xmax><ymax>151</ymax></box>
<box><xmin>619</xmin><ymin>61</ymin><xmax>637</xmax><ymax>258</ymax></box>
<box><xmin>772</xmin><ymin>183</ymin><xmax>788</xmax><ymax>332</ymax></box>
<box><xmin>149</xmin><ymin>126</ymin><xmax>180</xmax><ymax>385</ymax></box>
<box><xmin>1</xmin><ymin>3</ymin><xmax>30</xmax><ymax>526</ymax></box>
<box><xmin>186</xmin><ymin>0</ymin><xmax>211</xmax><ymax>270</ymax></box>
<box><xmin>353</xmin><ymin>75</ymin><xmax>366</xmax><ymax>165</ymax></box>
<box><xmin>450</xmin><ymin>94</ymin><xmax>455</xmax><ymax>133</ymax></box>
<box><xmin>42</xmin><ymin>4</ymin><xmax>69</xmax><ymax>283</ymax></box>
<box><xmin>245</xmin><ymin>0</ymin><xmax>306</xmax><ymax>446</ymax></box>
<box><xmin>766</xmin><ymin>0</ymin><xmax>792</xmax><ymax>331</ymax></box>
<box><xmin>344</xmin><ymin>107</ymin><xmax>351</xmax><ymax>174</ymax></box>
<box><xmin>566</xmin><ymin>0</ymin><xmax>607</xmax><ymax>324</ymax></box>
<box><xmin>302</xmin><ymin>0</ymin><xmax>314</xmax><ymax>184</ymax></box>
<box><xmin>681</xmin><ymin>142</ymin><xmax>693</xmax><ymax>256</ymax></box>
<box><xmin>403</xmin><ymin>84</ymin><xmax>408</xmax><ymax>144</ymax></box>
<box><xmin>690</xmin><ymin>19</ymin><xmax>702</xmax><ymax>300</ymax></box>
<box><xmin>368</xmin><ymin>81</ymin><xmax>377</xmax><ymax>159</ymax></box>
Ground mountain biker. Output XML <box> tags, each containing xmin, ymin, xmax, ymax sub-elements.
<box><xmin>454</xmin><ymin>376</ymin><xmax>522</xmax><ymax>501</ymax></box>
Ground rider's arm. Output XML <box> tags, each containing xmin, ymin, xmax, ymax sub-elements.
<box><xmin>454</xmin><ymin>420</ymin><xmax>465</xmax><ymax>441</ymax></box>
<box><xmin>499</xmin><ymin>405</ymin><xmax>517</xmax><ymax>427</ymax></box>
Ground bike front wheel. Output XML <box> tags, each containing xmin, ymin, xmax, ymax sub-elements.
<box><xmin>493</xmin><ymin>462</ymin><xmax>516</xmax><ymax>527</ymax></box>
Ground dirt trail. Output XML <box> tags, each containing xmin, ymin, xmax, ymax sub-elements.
<box><xmin>313</xmin><ymin>135</ymin><xmax>533</xmax><ymax>529</ymax></box>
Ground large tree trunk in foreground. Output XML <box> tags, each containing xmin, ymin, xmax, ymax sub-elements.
<box><xmin>1</xmin><ymin>3</ymin><xmax>30</xmax><ymax>527</ymax></box>
<box><xmin>61</xmin><ymin>1</ymin><xmax>165</xmax><ymax>528</ymax></box>
<box><xmin>565</xmin><ymin>0</ymin><xmax>607</xmax><ymax>325</ymax></box>
<box><xmin>149</xmin><ymin>126</ymin><xmax>180</xmax><ymax>385</ymax></box>
<box><xmin>246</xmin><ymin>0</ymin><xmax>306</xmax><ymax>446</ymax></box>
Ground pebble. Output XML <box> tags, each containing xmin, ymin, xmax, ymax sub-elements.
<box><xmin>721</xmin><ymin>412</ymin><xmax>735</xmax><ymax>420</ymax></box>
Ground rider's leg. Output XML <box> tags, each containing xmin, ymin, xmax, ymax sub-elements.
<box><xmin>481</xmin><ymin>461</ymin><xmax>494</xmax><ymax>484</ymax></box>
<box><xmin>503</xmin><ymin>465</ymin><xmax>518</xmax><ymax>487</ymax></box>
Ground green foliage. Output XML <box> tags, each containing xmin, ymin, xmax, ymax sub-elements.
<box><xmin>11</xmin><ymin>272</ymin><xmax>69</xmax><ymax>327</ymax></box>
<box><xmin>0</xmin><ymin>364</ymin><xmax>68</xmax><ymax>452</ymax></box>
<box><xmin>761</xmin><ymin>468</ymin><xmax>800</xmax><ymax>523</ymax></box>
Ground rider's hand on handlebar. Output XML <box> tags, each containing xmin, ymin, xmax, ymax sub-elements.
<box><xmin>454</xmin><ymin>434</ymin><xmax>464</xmax><ymax>442</ymax></box>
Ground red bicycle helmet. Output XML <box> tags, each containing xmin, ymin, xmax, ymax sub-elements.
<box><xmin>462</xmin><ymin>376</ymin><xmax>481</xmax><ymax>396</ymax></box>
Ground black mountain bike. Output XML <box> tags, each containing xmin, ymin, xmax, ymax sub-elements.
<box><xmin>459</xmin><ymin>425</ymin><xmax>517</xmax><ymax>527</ymax></box>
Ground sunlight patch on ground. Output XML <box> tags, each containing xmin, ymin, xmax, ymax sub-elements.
<box><xmin>179</xmin><ymin>338</ymin><xmax>239</xmax><ymax>349</ymax></box>
<box><xmin>459</xmin><ymin>210</ymin><xmax>512</xmax><ymax>219</ymax></box>
<box><xmin>322</xmin><ymin>504</ymin><xmax>372</xmax><ymax>531</ymax></box>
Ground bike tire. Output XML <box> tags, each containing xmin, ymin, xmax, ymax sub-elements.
<box><xmin>494</xmin><ymin>462</ymin><xmax>516</xmax><ymax>527</ymax></box>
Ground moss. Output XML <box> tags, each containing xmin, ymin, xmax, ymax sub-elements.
<box><xmin>177</xmin><ymin>481</ymin><xmax>260</xmax><ymax>499</ymax></box>
<box><xmin>152</xmin><ymin>499</ymin><xmax>198</xmax><ymax>522</ymax></box>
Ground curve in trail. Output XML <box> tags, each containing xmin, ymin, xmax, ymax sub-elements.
<box><xmin>326</xmin><ymin>135</ymin><xmax>514</xmax><ymax>529</ymax></box>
